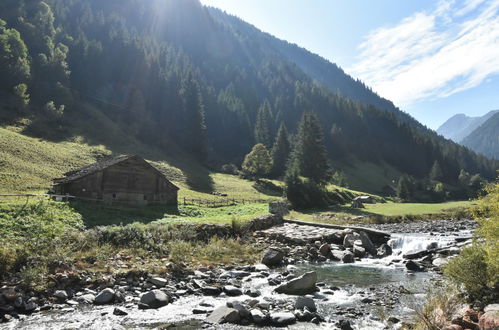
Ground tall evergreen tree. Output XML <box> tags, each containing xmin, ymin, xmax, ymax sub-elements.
<box><xmin>292</xmin><ymin>112</ymin><xmax>330</xmax><ymax>183</ymax></box>
<box><xmin>397</xmin><ymin>175</ymin><xmax>413</xmax><ymax>201</ymax></box>
<box><xmin>179</xmin><ymin>71</ymin><xmax>207</xmax><ymax>161</ymax></box>
<box><xmin>271</xmin><ymin>122</ymin><xmax>290</xmax><ymax>177</ymax></box>
<box><xmin>254</xmin><ymin>99</ymin><xmax>273</xmax><ymax>148</ymax></box>
<box><xmin>430</xmin><ymin>160</ymin><xmax>443</xmax><ymax>181</ymax></box>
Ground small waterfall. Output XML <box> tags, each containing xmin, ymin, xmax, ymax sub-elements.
<box><xmin>388</xmin><ymin>233</ymin><xmax>456</xmax><ymax>255</ymax></box>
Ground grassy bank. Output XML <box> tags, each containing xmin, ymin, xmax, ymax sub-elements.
<box><xmin>0</xmin><ymin>200</ymin><xmax>263</xmax><ymax>290</ymax></box>
<box><xmin>288</xmin><ymin>200</ymin><xmax>473</xmax><ymax>225</ymax></box>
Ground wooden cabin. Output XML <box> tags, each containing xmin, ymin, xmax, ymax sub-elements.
<box><xmin>52</xmin><ymin>155</ymin><xmax>179</xmax><ymax>206</ymax></box>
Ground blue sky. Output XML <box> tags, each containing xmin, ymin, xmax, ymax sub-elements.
<box><xmin>200</xmin><ymin>0</ymin><xmax>499</xmax><ymax>129</ymax></box>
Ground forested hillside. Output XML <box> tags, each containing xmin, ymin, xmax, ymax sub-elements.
<box><xmin>0</xmin><ymin>0</ymin><xmax>497</xmax><ymax>194</ymax></box>
<box><xmin>461</xmin><ymin>113</ymin><xmax>499</xmax><ymax>160</ymax></box>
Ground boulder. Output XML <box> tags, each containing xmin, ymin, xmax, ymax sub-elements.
<box><xmin>275</xmin><ymin>271</ymin><xmax>317</xmax><ymax>295</ymax></box>
<box><xmin>343</xmin><ymin>233</ymin><xmax>360</xmax><ymax>248</ymax></box>
<box><xmin>358</xmin><ymin>231</ymin><xmax>376</xmax><ymax>255</ymax></box>
<box><xmin>338</xmin><ymin>319</ymin><xmax>353</xmax><ymax>330</ymax></box>
<box><xmin>270</xmin><ymin>312</ymin><xmax>296</xmax><ymax>326</ymax></box>
<box><xmin>140</xmin><ymin>290</ymin><xmax>170</xmax><ymax>309</ymax></box>
<box><xmin>113</xmin><ymin>307</ymin><xmax>128</xmax><ymax>316</ymax></box>
<box><xmin>319</xmin><ymin>244</ymin><xmax>331</xmax><ymax>256</ymax></box>
<box><xmin>479</xmin><ymin>310</ymin><xmax>499</xmax><ymax>330</ymax></box>
<box><xmin>223</xmin><ymin>286</ymin><xmax>243</xmax><ymax>296</ymax></box>
<box><xmin>261</xmin><ymin>247</ymin><xmax>284</xmax><ymax>267</ymax></box>
<box><xmin>377</xmin><ymin>243</ymin><xmax>393</xmax><ymax>258</ymax></box>
<box><xmin>94</xmin><ymin>288</ymin><xmax>115</xmax><ymax>305</ymax></box>
<box><xmin>353</xmin><ymin>245</ymin><xmax>366</xmax><ymax>258</ymax></box>
<box><xmin>202</xmin><ymin>286</ymin><xmax>222</xmax><ymax>296</ymax></box>
<box><xmin>206</xmin><ymin>306</ymin><xmax>240</xmax><ymax>324</ymax></box>
<box><xmin>149</xmin><ymin>277</ymin><xmax>167</xmax><ymax>287</ymax></box>
<box><xmin>342</xmin><ymin>251</ymin><xmax>355</xmax><ymax>263</ymax></box>
<box><xmin>251</xmin><ymin>309</ymin><xmax>267</xmax><ymax>324</ymax></box>
<box><xmin>295</xmin><ymin>296</ymin><xmax>317</xmax><ymax>312</ymax></box>
<box><xmin>53</xmin><ymin>290</ymin><xmax>68</xmax><ymax>301</ymax></box>
<box><xmin>77</xmin><ymin>294</ymin><xmax>95</xmax><ymax>304</ymax></box>
<box><xmin>405</xmin><ymin>260</ymin><xmax>423</xmax><ymax>272</ymax></box>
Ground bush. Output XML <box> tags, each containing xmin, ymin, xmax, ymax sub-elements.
<box><xmin>444</xmin><ymin>244</ymin><xmax>489</xmax><ymax>301</ymax></box>
<box><xmin>221</xmin><ymin>163</ymin><xmax>238</xmax><ymax>175</ymax></box>
<box><xmin>284</xmin><ymin>171</ymin><xmax>329</xmax><ymax>210</ymax></box>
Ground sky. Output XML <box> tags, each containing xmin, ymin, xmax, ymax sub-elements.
<box><xmin>200</xmin><ymin>0</ymin><xmax>499</xmax><ymax>129</ymax></box>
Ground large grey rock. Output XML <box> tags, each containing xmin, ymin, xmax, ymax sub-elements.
<box><xmin>359</xmin><ymin>231</ymin><xmax>376</xmax><ymax>255</ymax></box>
<box><xmin>223</xmin><ymin>286</ymin><xmax>243</xmax><ymax>296</ymax></box>
<box><xmin>140</xmin><ymin>290</ymin><xmax>170</xmax><ymax>309</ymax></box>
<box><xmin>94</xmin><ymin>288</ymin><xmax>115</xmax><ymax>305</ymax></box>
<box><xmin>275</xmin><ymin>271</ymin><xmax>317</xmax><ymax>295</ymax></box>
<box><xmin>295</xmin><ymin>296</ymin><xmax>317</xmax><ymax>312</ymax></box>
<box><xmin>77</xmin><ymin>294</ymin><xmax>95</xmax><ymax>304</ymax></box>
<box><xmin>206</xmin><ymin>306</ymin><xmax>240</xmax><ymax>324</ymax></box>
<box><xmin>270</xmin><ymin>312</ymin><xmax>296</xmax><ymax>326</ymax></box>
<box><xmin>479</xmin><ymin>309</ymin><xmax>499</xmax><ymax>330</ymax></box>
<box><xmin>352</xmin><ymin>244</ymin><xmax>366</xmax><ymax>258</ymax></box>
<box><xmin>149</xmin><ymin>277</ymin><xmax>167</xmax><ymax>287</ymax></box>
<box><xmin>251</xmin><ymin>309</ymin><xmax>267</xmax><ymax>324</ymax></box>
<box><xmin>342</xmin><ymin>251</ymin><xmax>355</xmax><ymax>263</ymax></box>
<box><xmin>53</xmin><ymin>290</ymin><xmax>68</xmax><ymax>300</ymax></box>
<box><xmin>405</xmin><ymin>260</ymin><xmax>423</xmax><ymax>272</ymax></box>
<box><xmin>432</xmin><ymin>257</ymin><xmax>449</xmax><ymax>267</ymax></box>
<box><xmin>261</xmin><ymin>248</ymin><xmax>284</xmax><ymax>267</ymax></box>
<box><xmin>377</xmin><ymin>243</ymin><xmax>393</xmax><ymax>258</ymax></box>
<box><xmin>343</xmin><ymin>233</ymin><xmax>360</xmax><ymax>248</ymax></box>
<box><xmin>319</xmin><ymin>244</ymin><xmax>331</xmax><ymax>256</ymax></box>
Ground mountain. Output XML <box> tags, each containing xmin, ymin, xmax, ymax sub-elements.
<box><xmin>461</xmin><ymin>112</ymin><xmax>499</xmax><ymax>160</ymax></box>
<box><xmin>0</xmin><ymin>0</ymin><xmax>497</xmax><ymax>195</ymax></box>
<box><xmin>437</xmin><ymin>110</ymin><xmax>499</xmax><ymax>142</ymax></box>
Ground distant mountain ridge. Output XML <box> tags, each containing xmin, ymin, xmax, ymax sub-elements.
<box><xmin>461</xmin><ymin>112</ymin><xmax>499</xmax><ymax>160</ymax></box>
<box><xmin>437</xmin><ymin>110</ymin><xmax>499</xmax><ymax>142</ymax></box>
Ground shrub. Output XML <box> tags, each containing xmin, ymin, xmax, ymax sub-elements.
<box><xmin>444</xmin><ymin>244</ymin><xmax>489</xmax><ymax>301</ymax></box>
<box><xmin>413</xmin><ymin>286</ymin><xmax>464</xmax><ymax>330</ymax></box>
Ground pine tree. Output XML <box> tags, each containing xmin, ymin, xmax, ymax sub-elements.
<box><xmin>254</xmin><ymin>100</ymin><xmax>273</xmax><ymax>148</ymax></box>
<box><xmin>430</xmin><ymin>160</ymin><xmax>443</xmax><ymax>181</ymax></box>
<box><xmin>179</xmin><ymin>71</ymin><xmax>207</xmax><ymax>161</ymax></box>
<box><xmin>397</xmin><ymin>175</ymin><xmax>413</xmax><ymax>201</ymax></box>
<box><xmin>292</xmin><ymin>112</ymin><xmax>330</xmax><ymax>183</ymax></box>
<box><xmin>271</xmin><ymin>123</ymin><xmax>290</xmax><ymax>177</ymax></box>
<box><xmin>242</xmin><ymin>144</ymin><xmax>273</xmax><ymax>177</ymax></box>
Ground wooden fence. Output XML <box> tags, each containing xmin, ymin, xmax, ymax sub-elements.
<box><xmin>181</xmin><ymin>197</ymin><xmax>270</xmax><ymax>207</ymax></box>
<box><xmin>0</xmin><ymin>194</ymin><xmax>272</xmax><ymax>207</ymax></box>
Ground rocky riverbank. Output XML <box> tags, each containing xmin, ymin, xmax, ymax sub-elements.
<box><xmin>0</xmin><ymin>215</ymin><xmax>481</xmax><ymax>329</ymax></box>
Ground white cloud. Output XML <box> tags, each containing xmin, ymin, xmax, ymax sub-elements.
<box><xmin>350</xmin><ymin>0</ymin><xmax>499</xmax><ymax>107</ymax></box>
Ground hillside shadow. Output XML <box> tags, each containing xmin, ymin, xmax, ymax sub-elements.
<box><xmin>70</xmin><ymin>201</ymin><xmax>180</xmax><ymax>227</ymax></box>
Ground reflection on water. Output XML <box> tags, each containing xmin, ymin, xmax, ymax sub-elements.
<box><xmin>297</xmin><ymin>261</ymin><xmax>433</xmax><ymax>288</ymax></box>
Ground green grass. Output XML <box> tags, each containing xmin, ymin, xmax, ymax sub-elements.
<box><xmin>363</xmin><ymin>200</ymin><xmax>473</xmax><ymax>216</ymax></box>
<box><xmin>287</xmin><ymin>200</ymin><xmax>474</xmax><ymax>225</ymax></box>
<box><xmin>331</xmin><ymin>158</ymin><xmax>402</xmax><ymax>194</ymax></box>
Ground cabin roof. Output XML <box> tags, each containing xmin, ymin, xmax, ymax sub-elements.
<box><xmin>53</xmin><ymin>155</ymin><xmax>178</xmax><ymax>189</ymax></box>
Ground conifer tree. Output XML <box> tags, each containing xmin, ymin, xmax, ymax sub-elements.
<box><xmin>254</xmin><ymin>100</ymin><xmax>273</xmax><ymax>148</ymax></box>
<box><xmin>179</xmin><ymin>71</ymin><xmax>207</xmax><ymax>161</ymax></box>
<box><xmin>397</xmin><ymin>175</ymin><xmax>413</xmax><ymax>201</ymax></box>
<box><xmin>292</xmin><ymin>112</ymin><xmax>330</xmax><ymax>183</ymax></box>
<box><xmin>271</xmin><ymin>123</ymin><xmax>290</xmax><ymax>177</ymax></box>
<box><xmin>430</xmin><ymin>160</ymin><xmax>443</xmax><ymax>181</ymax></box>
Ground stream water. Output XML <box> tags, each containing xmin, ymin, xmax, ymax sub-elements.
<box><xmin>6</xmin><ymin>231</ymin><xmax>469</xmax><ymax>330</ymax></box>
